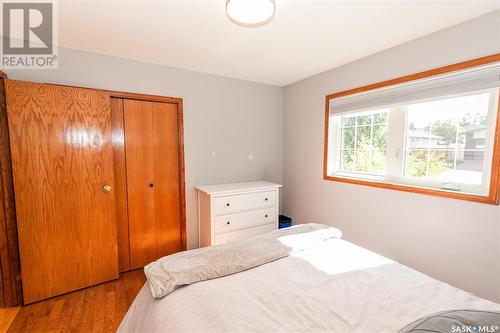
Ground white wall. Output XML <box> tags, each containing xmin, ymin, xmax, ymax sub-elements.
<box><xmin>4</xmin><ymin>48</ymin><xmax>284</xmax><ymax>250</ymax></box>
<box><xmin>283</xmin><ymin>11</ymin><xmax>500</xmax><ymax>303</ymax></box>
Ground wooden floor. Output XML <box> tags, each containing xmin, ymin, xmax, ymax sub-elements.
<box><xmin>0</xmin><ymin>307</ymin><xmax>20</xmax><ymax>333</ymax></box>
<box><xmin>6</xmin><ymin>270</ymin><xmax>145</xmax><ymax>333</ymax></box>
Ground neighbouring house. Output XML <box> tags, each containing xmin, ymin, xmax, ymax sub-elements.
<box><xmin>407</xmin><ymin>130</ymin><xmax>445</xmax><ymax>149</ymax></box>
<box><xmin>406</xmin><ymin>127</ymin><xmax>485</xmax><ymax>173</ymax></box>
<box><xmin>462</xmin><ymin>125</ymin><xmax>486</xmax><ymax>161</ymax></box>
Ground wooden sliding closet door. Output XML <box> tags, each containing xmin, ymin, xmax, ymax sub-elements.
<box><xmin>110</xmin><ymin>98</ymin><xmax>131</xmax><ymax>272</ymax></box>
<box><xmin>123</xmin><ymin>99</ymin><xmax>182</xmax><ymax>269</ymax></box>
<box><xmin>6</xmin><ymin>81</ymin><xmax>119</xmax><ymax>303</ymax></box>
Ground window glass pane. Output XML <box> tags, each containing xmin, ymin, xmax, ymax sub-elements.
<box><xmin>405</xmin><ymin>149</ymin><xmax>454</xmax><ymax>178</ymax></box>
<box><xmin>454</xmin><ymin>150</ymin><xmax>484</xmax><ymax>184</ymax></box>
<box><xmin>373</xmin><ymin>112</ymin><xmax>387</xmax><ymax>124</ymax></box>
<box><xmin>355</xmin><ymin>146</ymin><xmax>371</xmax><ymax>172</ymax></box>
<box><xmin>341</xmin><ymin>127</ymin><xmax>355</xmax><ymax>149</ymax></box>
<box><xmin>356</xmin><ymin>125</ymin><xmax>370</xmax><ymax>148</ymax></box>
<box><xmin>341</xmin><ymin>116</ymin><xmax>355</xmax><ymax>127</ymax></box>
<box><xmin>357</xmin><ymin>114</ymin><xmax>371</xmax><ymax>126</ymax></box>
<box><xmin>339</xmin><ymin>110</ymin><xmax>388</xmax><ymax>175</ymax></box>
<box><xmin>429</xmin><ymin>149</ymin><xmax>454</xmax><ymax>178</ymax></box>
<box><xmin>404</xmin><ymin>93</ymin><xmax>490</xmax><ymax>185</ymax></box>
<box><xmin>372</xmin><ymin>124</ymin><xmax>387</xmax><ymax>151</ymax></box>
<box><xmin>340</xmin><ymin>149</ymin><xmax>355</xmax><ymax>171</ymax></box>
<box><xmin>405</xmin><ymin>149</ymin><xmax>427</xmax><ymax>177</ymax></box>
<box><xmin>371</xmin><ymin>149</ymin><xmax>387</xmax><ymax>173</ymax></box>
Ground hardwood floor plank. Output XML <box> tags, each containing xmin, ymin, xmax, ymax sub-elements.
<box><xmin>6</xmin><ymin>270</ymin><xmax>145</xmax><ymax>333</ymax></box>
<box><xmin>78</xmin><ymin>288</ymin><xmax>96</xmax><ymax>333</ymax></box>
<box><xmin>68</xmin><ymin>290</ymin><xmax>87</xmax><ymax>332</ymax></box>
<box><xmin>103</xmin><ymin>285</ymin><xmax>116</xmax><ymax>332</ymax></box>
<box><xmin>91</xmin><ymin>286</ymin><xmax>106</xmax><ymax>333</ymax></box>
<box><xmin>0</xmin><ymin>307</ymin><xmax>19</xmax><ymax>333</ymax></box>
<box><xmin>113</xmin><ymin>280</ymin><xmax>126</xmax><ymax>330</ymax></box>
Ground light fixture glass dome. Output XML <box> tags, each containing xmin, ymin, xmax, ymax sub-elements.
<box><xmin>226</xmin><ymin>0</ymin><xmax>275</xmax><ymax>27</ymax></box>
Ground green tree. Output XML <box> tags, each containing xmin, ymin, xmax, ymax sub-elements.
<box><xmin>432</xmin><ymin>120</ymin><xmax>456</xmax><ymax>146</ymax></box>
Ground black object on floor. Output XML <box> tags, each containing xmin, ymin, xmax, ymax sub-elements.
<box><xmin>279</xmin><ymin>215</ymin><xmax>292</xmax><ymax>229</ymax></box>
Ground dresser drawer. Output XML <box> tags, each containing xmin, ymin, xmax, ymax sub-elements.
<box><xmin>214</xmin><ymin>208</ymin><xmax>276</xmax><ymax>234</ymax></box>
<box><xmin>214</xmin><ymin>223</ymin><xmax>276</xmax><ymax>245</ymax></box>
<box><xmin>214</xmin><ymin>190</ymin><xmax>276</xmax><ymax>215</ymax></box>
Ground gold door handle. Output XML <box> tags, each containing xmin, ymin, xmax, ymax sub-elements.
<box><xmin>103</xmin><ymin>184</ymin><xmax>112</xmax><ymax>193</ymax></box>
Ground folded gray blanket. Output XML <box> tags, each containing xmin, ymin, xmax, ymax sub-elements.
<box><xmin>145</xmin><ymin>223</ymin><xmax>342</xmax><ymax>298</ymax></box>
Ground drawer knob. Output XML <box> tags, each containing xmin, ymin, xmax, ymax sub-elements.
<box><xmin>265</xmin><ymin>214</ymin><xmax>268</xmax><ymax>218</ymax></box>
<box><xmin>265</xmin><ymin>198</ymin><xmax>268</xmax><ymax>201</ymax></box>
<box><xmin>226</xmin><ymin>221</ymin><xmax>230</xmax><ymax>225</ymax></box>
<box><xmin>226</xmin><ymin>203</ymin><xmax>230</xmax><ymax>207</ymax></box>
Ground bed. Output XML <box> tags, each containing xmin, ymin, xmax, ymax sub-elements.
<box><xmin>118</xmin><ymin>224</ymin><xmax>500</xmax><ymax>332</ymax></box>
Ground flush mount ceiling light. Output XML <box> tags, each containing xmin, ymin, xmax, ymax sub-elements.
<box><xmin>226</xmin><ymin>0</ymin><xmax>276</xmax><ymax>27</ymax></box>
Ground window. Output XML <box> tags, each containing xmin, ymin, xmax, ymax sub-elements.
<box><xmin>404</xmin><ymin>93</ymin><xmax>490</xmax><ymax>187</ymax></box>
<box><xmin>324</xmin><ymin>56</ymin><xmax>500</xmax><ymax>204</ymax></box>
<box><xmin>339</xmin><ymin>110</ymin><xmax>388</xmax><ymax>175</ymax></box>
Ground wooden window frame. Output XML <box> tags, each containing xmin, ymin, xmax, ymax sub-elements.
<box><xmin>323</xmin><ymin>54</ymin><xmax>500</xmax><ymax>205</ymax></box>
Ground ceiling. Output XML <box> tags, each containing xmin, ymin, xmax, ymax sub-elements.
<box><xmin>57</xmin><ymin>0</ymin><xmax>500</xmax><ymax>86</ymax></box>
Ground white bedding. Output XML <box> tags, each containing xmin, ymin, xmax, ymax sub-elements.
<box><xmin>145</xmin><ymin>224</ymin><xmax>342</xmax><ymax>299</ymax></box>
<box><xmin>118</xmin><ymin>236</ymin><xmax>500</xmax><ymax>333</ymax></box>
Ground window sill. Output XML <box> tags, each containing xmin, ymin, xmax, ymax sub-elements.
<box><xmin>323</xmin><ymin>174</ymin><xmax>499</xmax><ymax>205</ymax></box>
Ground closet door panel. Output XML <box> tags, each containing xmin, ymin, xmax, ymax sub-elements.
<box><xmin>152</xmin><ymin>102</ymin><xmax>181</xmax><ymax>257</ymax></box>
<box><xmin>123</xmin><ymin>99</ymin><xmax>156</xmax><ymax>269</ymax></box>
<box><xmin>6</xmin><ymin>81</ymin><xmax>118</xmax><ymax>303</ymax></box>
<box><xmin>110</xmin><ymin>98</ymin><xmax>130</xmax><ymax>272</ymax></box>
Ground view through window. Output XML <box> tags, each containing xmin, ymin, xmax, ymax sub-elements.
<box><xmin>404</xmin><ymin>93</ymin><xmax>490</xmax><ymax>185</ymax></box>
<box><xmin>328</xmin><ymin>89</ymin><xmax>498</xmax><ymax>196</ymax></box>
<box><xmin>340</xmin><ymin>110</ymin><xmax>388</xmax><ymax>175</ymax></box>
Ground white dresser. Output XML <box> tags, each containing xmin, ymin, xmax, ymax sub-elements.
<box><xmin>195</xmin><ymin>181</ymin><xmax>282</xmax><ymax>247</ymax></box>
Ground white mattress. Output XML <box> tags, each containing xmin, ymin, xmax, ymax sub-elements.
<box><xmin>118</xmin><ymin>237</ymin><xmax>500</xmax><ymax>332</ymax></box>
